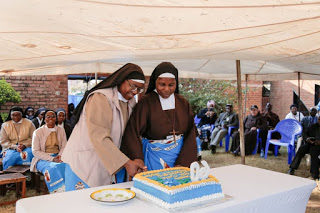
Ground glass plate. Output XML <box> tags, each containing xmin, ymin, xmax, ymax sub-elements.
<box><xmin>90</xmin><ymin>188</ymin><xmax>136</xmax><ymax>205</ymax></box>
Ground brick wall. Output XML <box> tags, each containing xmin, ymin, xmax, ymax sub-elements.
<box><xmin>270</xmin><ymin>80</ymin><xmax>320</xmax><ymax>120</ymax></box>
<box><xmin>0</xmin><ymin>75</ymin><xmax>69</xmax><ymax>114</ymax></box>
<box><xmin>241</xmin><ymin>81</ymin><xmax>263</xmax><ymax>117</ymax></box>
<box><xmin>3</xmin><ymin>75</ymin><xmax>317</xmax><ymax>122</ymax></box>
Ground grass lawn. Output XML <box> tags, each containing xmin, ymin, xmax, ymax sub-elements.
<box><xmin>0</xmin><ymin>145</ymin><xmax>319</xmax><ymax>212</ymax></box>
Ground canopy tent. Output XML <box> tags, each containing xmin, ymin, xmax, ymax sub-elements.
<box><xmin>0</xmin><ymin>0</ymin><xmax>320</xmax><ymax>80</ymax></box>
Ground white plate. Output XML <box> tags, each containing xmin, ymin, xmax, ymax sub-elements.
<box><xmin>90</xmin><ymin>188</ymin><xmax>135</xmax><ymax>205</ymax></box>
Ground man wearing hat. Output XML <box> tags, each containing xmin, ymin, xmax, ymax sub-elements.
<box><xmin>209</xmin><ymin>104</ymin><xmax>238</xmax><ymax>154</ymax></box>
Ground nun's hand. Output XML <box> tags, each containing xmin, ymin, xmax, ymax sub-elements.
<box><xmin>134</xmin><ymin>159</ymin><xmax>147</xmax><ymax>172</ymax></box>
<box><xmin>53</xmin><ymin>155</ymin><xmax>62</xmax><ymax>163</ymax></box>
<box><xmin>16</xmin><ymin>144</ymin><xmax>26</xmax><ymax>152</ymax></box>
<box><xmin>124</xmin><ymin>160</ymin><xmax>147</xmax><ymax>177</ymax></box>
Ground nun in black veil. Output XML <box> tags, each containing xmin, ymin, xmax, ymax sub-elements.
<box><xmin>62</xmin><ymin>63</ymin><xmax>147</xmax><ymax>191</ymax></box>
<box><xmin>121</xmin><ymin>62</ymin><xmax>197</xmax><ymax>171</ymax></box>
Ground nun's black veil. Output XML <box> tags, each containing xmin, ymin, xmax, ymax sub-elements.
<box><xmin>72</xmin><ymin>63</ymin><xmax>144</xmax><ymax>126</ymax></box>
<box><xmin>146</xmin><ymin>62</ymin><xmax>179</xmax><ymax>94</ymax></box>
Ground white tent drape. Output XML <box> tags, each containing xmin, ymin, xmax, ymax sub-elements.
<box><xmin>0</xmin><ymin>0</ymin><xmax>319</xmax><ymax>79</ymax></box>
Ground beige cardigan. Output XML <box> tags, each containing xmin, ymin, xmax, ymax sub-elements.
<box><xmin>30</xmin><ymin>125</ymin><xmax>67</xmax><ymax>172</ymax></box>
<box><xmin>61</xmin><ymin>87</ymin><xmax>136</xmax><ymax>187</ymax></box>
<box><xmin>0</xmin><ymin>118</ymin><xmax>35</xmax><ymax>151</ymax></box>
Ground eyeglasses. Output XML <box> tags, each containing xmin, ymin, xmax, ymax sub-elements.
<box><xmin>45</xmin><ymin>115</ymin><xmax>56</xmax><ymax>119</ymax></box>
<box><xmin>127</xmin><ymin>80</ymin><xmax>144</xmax><ymax>94</ymax></box>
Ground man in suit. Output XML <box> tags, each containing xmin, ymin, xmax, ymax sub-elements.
<box><xmin>209</xmin><ymin>104</ymin><xmax>238</xmax><ymax>154</ymax></box>
<box><xmin>288</xmin><ymin>116</ymin><xmax>320</xmax><ymax>180</ymax></box>
<box><xmin>300</xmin><ymin>107</ymin><xmax>318</xmax><ymax>144</ymax></box>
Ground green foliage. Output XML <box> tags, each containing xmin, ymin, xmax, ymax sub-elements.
<box><xmin>0</xmin><ymin>113</ymin><xmax>8</xmax><ymax>121</ymax></box>
<box><xmin>179</xmin><ymin>79</ymin><xmax>237</xmax><ymax>115</ymax></box>
<box><xmin>0</xmin><ymin>79</ymin><xmax>21</xmax><ymax>105</ymax></box>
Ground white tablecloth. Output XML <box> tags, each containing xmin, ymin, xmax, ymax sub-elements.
<box><xmin>16</xmin><ymin>164</ymin><xmax>316</xmax><ymax>213</ymax></box>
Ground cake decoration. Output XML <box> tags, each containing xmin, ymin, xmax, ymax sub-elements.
<box><xmin>131</xmin><ymin>160</ymin><xmax>224</xmax><ymax>209</ymax></box>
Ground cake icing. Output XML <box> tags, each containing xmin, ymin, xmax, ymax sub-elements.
<box><xmin>131</xmin><ymin>166</ymin><xmax>224</xmax><ymax>209</ymax></box>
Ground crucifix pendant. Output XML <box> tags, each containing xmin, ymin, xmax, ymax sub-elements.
<box><xmin>170</xmin><ymin>129</ymin><xmax>179</xmax><ymax>145</ymax></box>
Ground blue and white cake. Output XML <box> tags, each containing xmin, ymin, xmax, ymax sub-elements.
<box><xmin>131</xmin><ymin>167</ymin><xmax>224</xmax><ymax>209</ymax></box>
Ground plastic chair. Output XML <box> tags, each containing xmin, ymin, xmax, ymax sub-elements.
<box><xmin>252</xmin><ymin>129</ymin><xmax>263</xmax><ymax>155</ymax></box>
<box><xmin>194</xmin><ymin>115</ymin><xmax>201</xmax><ymax>126</ymax></box>
<box><xmin>264</xmin><ymin>119</ymin><xmax>302</xmax><ymax>164</ymax></box>
<box><xmin>219</xmin><ymin>126</ymin><xmax>238</xmax><ymax>151</ymax></box>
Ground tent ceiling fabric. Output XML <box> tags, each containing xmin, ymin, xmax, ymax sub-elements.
<box><xmin>0</xmin><ymin>0</ymin><xmax>320</xmax><ymax>79</ymax></box>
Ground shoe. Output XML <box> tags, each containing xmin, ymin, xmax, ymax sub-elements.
<box><xmin>232</xmin><ymin>150</ymin><xmax>239</xmax><ymax>156</ymax></box>
<box><xmin>288</xmin><ymin>168</ymin><xmax>295</xmax><ymax>175</ymax></box>
<box><xmin>197</xmin><ymin>156</ymin><xmax>202</xmax><ymax>161</ymax></box>
<box><xmin>307</xmin><ymin>176</ymin><xmax>316</xmax><ymax>181</ymax></box>
<box><xmin>210</xmin><ymin>145</ymin><xmax>216</xmax><ymax>154</ymax></box>
<box><xmin>309</xmin><ymin>173</ymin><xmax>320</xmax><ymax>181</ymax></box>
<box><xmin>201</xmin><ymin>142</ymin><xmax>209</xmax><ymax>150</ymax></box>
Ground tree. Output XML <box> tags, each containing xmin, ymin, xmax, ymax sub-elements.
<box><xmin>0</xmin><ymin>79</ymin><xmax>21</xmax><ymax>105</ymax></box>
<box><xmin>179</xmin><ymin>79</ymin><xmax>237</xmax><ymax>115</ymax></box>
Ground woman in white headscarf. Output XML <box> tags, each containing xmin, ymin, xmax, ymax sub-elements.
<box><xmin>62</xmin><ymin>63</ymin><xmax>146</xmax><ymax>191</ymax></box>
<box><xmin>0</xmin><ymin>107</ymin><xmax>35</xmax><ymax>170</ymax></box>
<box><xmin>121</xmin><ymin>62</ymin><xmax>197</xmax><ymax>171</ymax></box>
<box><xmin>31</xmin><ymin>110</ymin><xmax>67</xmax><ymax>193</ymax></box>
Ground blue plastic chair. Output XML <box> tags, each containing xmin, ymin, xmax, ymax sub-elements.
<box><xmin>194</xmin><ymin>115</ymin><xmax>201</xmax><ymax>126</ymax></box>
<box><xmin>219</xmin><ymin>126</ymin><xmax>238</xmax><ymax>151</ymax></box>
<box><xmin>264</xmin><ymin>119</ymin><xmax>302</xmax><ymax>164</ymax></box>
<box><xmin>252</xmin><ymin>129</ymin><xmax>263</xmax><ymax>155</ymax></box>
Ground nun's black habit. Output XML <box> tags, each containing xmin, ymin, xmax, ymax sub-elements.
<box><xmin>121</xmin><ymin>62</ymin><xmax>197</xmax><ymax>167</ymax></box>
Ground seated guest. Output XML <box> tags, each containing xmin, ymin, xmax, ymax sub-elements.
<box><xmin>196</xmin><ymin>100</ymin><xmax>217</xmax><ymax>147</ymax></box>
<box><xmin>56</xmin><ymin>108</ymin><xmax>72</xmax><ymax>140</ymax></box>
<box><xmin>288</xmin><ymin>116</ymin><xmax>320</xmax><ymax>180</ymax></box>
<box><xmin>24</xmin><ymin>107</ymin><xmax>35</xmax><ymax>120</ymax></box>
<box><xmin>231</xmin><ymin>105</ymin><xmax>267</xmax><ymax>156</ymax></box>
<box><xmin>300</xmin><ymin>107</ymin><xmax>318</xmax><ymax>144</ymax></box>
<box><xmin>209</xmin><ymin>104</ymin><xmax>238</xmax><ymax>154</ymax></box>
<box><xmin>285</xmin><ymin>104</ymin><xmax>304</xmax><ymax>122</ymax></box>
<box><xmin>68</xmin><ymin>103</ymin><xmax>75</xmax><ymax>127</ymax></box>
<box><xmin>32</xmin><ymin>107</ymin><xmax>46</xmax><ymax>129</ymax></box>
<box><xmin>30</xmin><ymin>110</ymin><xmax>67</xmax><ymax>193</ymax></box>
<box><xmin>262</xmin><ymin>103</ymin><xmax>281</xmax><ymax>154</ymax></box>
<box><xmin>0</xmin><ymin>107</ymin><xmax>36</xmax><ymax>170</ymax></box>
<box><xmin>262</xmin><ymin>103</ymin><xmax>280</xmax><ymax>129</ymax></box>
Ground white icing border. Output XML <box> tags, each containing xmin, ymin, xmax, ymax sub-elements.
<box><xmin>133</xmin><ymin>177</ymin><xmax>221</xmax><ymax>195</ymax></box>
<box><xmin>131</xmin><ymin>187</ymin><xmax>224</xmax><ymax>209</ymax></box>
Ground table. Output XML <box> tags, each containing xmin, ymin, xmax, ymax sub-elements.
<box><xmin>0</xmin><ymin>173</ymin><xmax>26</xmax><ymax>206</ymax></box>
<box><xmin>16</xmin><ymin>164</ymin><xmax>316</xmax><ymax>213</ymax></box>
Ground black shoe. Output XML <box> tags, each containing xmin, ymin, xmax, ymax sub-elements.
<box><xmin>288</xmin><ymin>168</ymin><xmax>295</xmax><ymax>175</ymax></box>
<box><xmin>197</xmin><ymin>156</ymin><xmax>202</xmax><ymax>161</ymax></box>
<box><xmin>232</xmin><ymin>150</ymin><xmax>239</xmax><ymax>156</ymax></box>
<box><xmin>201</xmin><ymin>142</ymin><xmax>209</xmax><ymax>150</ymax></box>
<box><xmin>311</xmin><ymin>173</ymin><xmax>319</xmax><ymax>180</ymax></box>
<box><xmin>210</xmin><ymin>145</ymin><xmax>216</xmax><ymax>154</ymax></box>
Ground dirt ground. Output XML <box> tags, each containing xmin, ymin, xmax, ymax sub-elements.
<box><xmin>0</xmin><ymin>145</ymin><xmax>319</xmax><ymax>213</ymax></box>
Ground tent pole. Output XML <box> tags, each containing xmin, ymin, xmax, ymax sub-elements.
<box><xmin>298</xmin><ymin>72</ymin><xmax>301</xmax><ymax>121</ymax></box>
<box><xmin>244</xmin><ymin>74</ymin><xmax>248</xmax><ymax>119</ymax></box>
<box><xmin>96</xmin><ymin>62</ymin><xmax>101</xmax><ymax>85</ymax></box>
<box><xmin>236</xmin><ymin>60</ymin><xmax>245</xmax><ymax>164</ymax></box>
